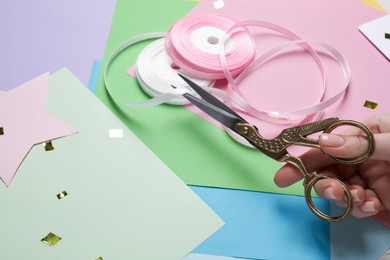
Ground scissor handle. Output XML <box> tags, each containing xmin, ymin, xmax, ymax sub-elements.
<box><xmin>323</xmin><ymin>120</ymin><xmax>375</xmax><ymax>164</ymax></box>
<box><xmin>304</xmin><ymin>174</ymin><xmax>353</xmax><ymax>222</ymax></box>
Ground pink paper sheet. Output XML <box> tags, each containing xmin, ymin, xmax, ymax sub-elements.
<box><xmin>0</xmin><ymin>73</ymin><xmax>77</xmax><ymax>186</ymax></box>
<box><xmin>185</xmin><ymin>0</ymin><xmax>390</xmax><ymax>143</ymax></box>
<box><xmin>127</xmin><ymin>0</ymin><xmax>389</xmax><ymax>155</ymax></box>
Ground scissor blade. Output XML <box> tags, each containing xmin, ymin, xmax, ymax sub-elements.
<box><xmin>183</xmin><ymin>92</ymin><xmax>245</xmax><ymax>131</ymax></box>
<box><xmin>178</xmin><ymin>74</ymin><xmax>245</xmax><ymax>121</ymax></box>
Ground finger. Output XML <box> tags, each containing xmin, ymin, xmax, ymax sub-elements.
<box><xmin>313</xmin><ymin>178</ymin><xmax>350</xmax><ymax>202</ymax></box>
<box><xmin>319</xmin><ymin>133</ymin><xmax>390</xmax><ymax>162</ymax></box>
<box><xmin>366</xmin><ymin>170</ymin><xmax>390</xmax><ymax>210</ymax></box>
<box><xmin>319</xmin><ymin>133</ymin><xmax>370</xmax><ymax>158</ymax></box>
<box><xmin>312</xmin><ymin>176</ymin><xmax>364</xmax><ymax>206</ymax></box>
<box><xmin>351</xmin><ymin>189</ymin><xmax>381</xmax><ymax>218</ymax></box>
<box><xmin>313</xmin><ymin>180</ymin><xmax>381</xmax><ymax>218</ymax></box>
<box><xmin>274</xmin><ymin>149</ymin><xmax>334</xmax><ymax>188</ymax></box>
<box><xmin>346</xmin><ymin>184</ymin><xmax>365</xmax><ymax>207</ymax></box>
<box><xmin>331</xmin><ymin>185</ymin><xmax>366</xmax><ymax>209</ymax></box>
<box><xmin>345</xmin><ymin>174</ymin><xmax>365</xmax><ymax>187</ymax></box>
<box><xmin>274</xmin><ymin>163</ymin><xmax>303</xmax><ymax>188</ymax></box>
<box><xmin>363</xmin><ymin>113</ymin><xmax>390</xmax><ymax>133</ymax></box>
<box><xmin>370</xmin><ymin>133</ymin><xmax>390</xmax><ymax>161</ymax></box>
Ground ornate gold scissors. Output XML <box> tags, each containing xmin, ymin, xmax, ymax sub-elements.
<box><xmin>176</xmin><ymin>74</ymin><xmax>375</xmax><ymax>222</ymax></box>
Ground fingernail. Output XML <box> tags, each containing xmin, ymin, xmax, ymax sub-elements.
<box><xmin>351</xmin><ymin>189</ymin><xmax>361</xmax><ymax>203</ymax></box>
<box><xmin>320</xmin><ymin>134</ymin><xmax>345</xmax><ymax>147</ymax></box>
<box><xmin>361</xmin><ymin>201</ymin><xmax>376</xmax><ymax>213</ymax></box>
<box><xmin>324</xmin><ymin>187</ymin><xmax>337</xmax><ymax>200</ymax></box>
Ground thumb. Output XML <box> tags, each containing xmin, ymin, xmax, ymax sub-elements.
<box><xmin>319</xmin><ymin>133</ymin><xmax>390</xmax><ymax>161</ymax></box>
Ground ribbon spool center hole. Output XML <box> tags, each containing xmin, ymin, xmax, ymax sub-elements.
<box><xmin>170</xmin><ymin>63</ymin><xmax>180</xmax><ymax>70</ymax></box>
<box><xmin>207</xmin><ymin>36</ymin><xmax>219</xmax><ymax>45</ymax></box>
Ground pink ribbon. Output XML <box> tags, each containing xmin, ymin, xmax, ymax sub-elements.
<box><xmin>166</xmin><ymin>13</ymin><xmax>256</xmax><ymax>79</ymax></box>
<box><xmin>218</xmin><ymin>20</ymin><xmax>350</xmax><ymax>124</ymax></box>
<box><xmin>104</xmin><ymin>14</ymin><xmax>351</xmax><ymax>131</ymax></box>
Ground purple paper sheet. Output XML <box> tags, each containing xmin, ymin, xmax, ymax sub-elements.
<box><xmin>0</xmin><ymin>0</ymin><xmax>116</xmax><ymax>91</ymax></box>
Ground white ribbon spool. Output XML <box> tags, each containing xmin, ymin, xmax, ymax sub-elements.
<box><xmin>104</xmin><ymin>32</ymin><xmax>215</xmax><ymax>107</ymax></box>
<box><xmin>136</xmin><ymin>38</ymin><xmax>213</xmax><ymax>105</ymax></box>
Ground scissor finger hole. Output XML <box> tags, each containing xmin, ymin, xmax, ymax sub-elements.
<box><xmin>305</xmin><ymin>175</ymin><xmax>352</xmax><ymax>222</ymax></box>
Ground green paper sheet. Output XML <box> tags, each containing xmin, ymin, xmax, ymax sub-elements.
<box><xmin>95</xmin><ymin>0</ymin><xmax>305</xmax><ymax>196</ymax></box>
<box><xmin>0</xmin><ymin>68</ymin><xmax>223</xmax><ymax>259</ymax></box>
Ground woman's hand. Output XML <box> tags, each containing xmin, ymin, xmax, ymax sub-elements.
<box><xmin>274</xmin><ymin>114</ymin><xmax>390</xmax><ymax>225</ymax></box>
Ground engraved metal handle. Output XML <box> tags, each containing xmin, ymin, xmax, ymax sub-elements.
<box><xmin>234</xmin><ymin>119</ymin><xmax>375</xmax><ymax>222</ymax></box>
<box><xmin>282</xmin><ymin>154</ymin><xmax>353</xmax><ymax>222</ymax></box>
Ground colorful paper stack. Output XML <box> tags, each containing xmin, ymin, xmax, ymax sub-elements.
<box><xmin>1</xmin><ymin>0</ymin><xmax>390</xmax><ymax>259</ymax></box>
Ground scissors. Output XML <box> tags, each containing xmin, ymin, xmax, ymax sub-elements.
<box><xmin>175</xmin><ymin>74</ymin><xmax>375</xmax><ymax>222</ymax></box>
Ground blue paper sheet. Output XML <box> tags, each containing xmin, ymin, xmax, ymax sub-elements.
<box><xmin>87</xmin><ymin>60</ymin><xmax>102</xmax><ymax>93</ymax></box>
<box><xmin>190</xmin><ymin>186</ymin><xmax>330</xmax><ymax>260</ymax></box>
<box><xmin>184</xmin><ymin>253</ymin><xmax>254</xmax><ymax>260</ymax></box>
<box><xmin>331</xmin><ymin>205</ymin><xmax>390</xmax><ymax>260</ymax></box>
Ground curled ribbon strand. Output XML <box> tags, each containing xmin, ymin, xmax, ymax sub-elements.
<box><xmin>219</xmin><ymin>20</ymin><xmax>350</xmax><ymax>125</ymax></box>
<box><xmin>104</xmin><ymin>32</ymin><xmax>213</xmax><ymax>107</ymax></box>
<box><xmin>104</xmin><ymin>33</ymin><xmax>223</xmax><ymax>107</ymax></box>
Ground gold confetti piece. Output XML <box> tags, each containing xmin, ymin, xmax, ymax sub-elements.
<box><xmin>56</xmin><ymin>191</ymin><xmax>68</xmax><ymax>200</ymax></box>
<box><xmin>41</xmin><ymin>232</ymin><xmax>61</xmax><ymax>247</ymax></box>
<box><xmin>363</xmin><ymin>100</ymin><xmax>378</xmax><ymax>110</ymax></box>
<box><xmin>0</xmin><ymin>127</ymin><xmax>3</xmax><ymax>135</ymax></box>
<box><xmin>43</xmin><ymin>141</ymin><xmax>54</xmax><ymax>151</ymax></box>
<box><xmin>385</xmin><ymin>33</ymin><xmax>390</xmax><ymax>39</ymax></box>
<box><xmin>95</xmin><ymin>257</ymin><xmax>104</xmax><ymax>260</ymax></box>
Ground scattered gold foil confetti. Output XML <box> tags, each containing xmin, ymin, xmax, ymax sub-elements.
<box><xmin>43</xmin><ymin>141</ymin><xmax>54</xmax><ymax>151</ymax></box>
<box><xmin>363</xmin><ymin>100</ymin><xmax>378</xmax><ymax>110</ymax></box>
<box><xmin>385</xmin><ymin>33</ymin><xmax>390</xmax><ymax>39</ymax></box>
<box><xmin>41</xmin><ymin>232</ymin><xmax>61</xmax><ymax>247</ymax></box>
<box><xmin>56</xmin><ymin>191</ymin><xmax>68</xmax><ymax>200</ymax></box>
<box><xmin>0</xmin><ymin>127</ymin><xmax>3</xmax><ymax>135</ymax></box>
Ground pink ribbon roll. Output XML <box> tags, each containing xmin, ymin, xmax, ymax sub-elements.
<box><xmin>166</xmin><ymin>13</ymin><xmax>256</xmax><ymax>79</ymax></box>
